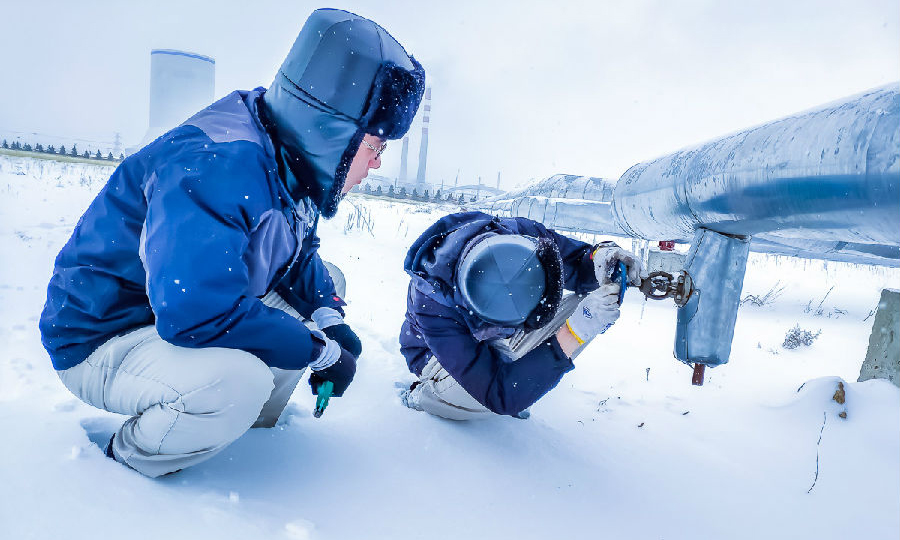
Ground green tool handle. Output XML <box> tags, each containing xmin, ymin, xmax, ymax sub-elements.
<box><xmin>313</xmin><ymin>380</ymin><xmax>334</xmax><ymax>418</ymax></box>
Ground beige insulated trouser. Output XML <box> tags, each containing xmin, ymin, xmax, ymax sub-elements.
<box><xmin>58</xmin><ymin>324</ymin><xmax>278</xmax><ymax>477</ymax></box>
<box><xmin>57</xmin><ymin>264</ymin><xmax>347</xmax><ymax>477</ymax></box>
<box><xmin>408</xmin><ymin>293</ymin><xmax>587</xmax><ymax>421</ymax></box>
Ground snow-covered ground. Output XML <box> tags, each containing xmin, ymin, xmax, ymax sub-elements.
<box><xmin>1</xmin><ymin>155</ymin><xmax>898</xmax><ymax>540</ymax></box>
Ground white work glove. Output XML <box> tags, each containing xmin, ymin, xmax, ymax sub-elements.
<box><xmin>592</xmin><ymin>242</ymin><xmax>642</xmax><ymax>286</ymax></box>
<box><xmin>307</xmin><ymin>329</ymin><xmax>342</xmax><ymax>370</ymax></box>
<box><xmin>311</xmin><ymin>306</ymin><xmax>362</xmax><ymax>358</ymax></box>
<box><xmin>565</xmin><ymin>284</ymin><xmax>621</xmax><ymax>344</ymax></box>
<box><xmin>307</xmin><ymin>329</ymin><xmax>357</xmax><ymax>397</ymax></box>
<box><xmin>311</xmin><ymin>306</ymin><xmax>344</xmax><ymax>330</ymax></box>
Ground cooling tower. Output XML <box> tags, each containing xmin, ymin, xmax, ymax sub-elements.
<box><xmin>140</xmin><ymin>49</ymin><xmax>215</xmax><ymax>147</ymax></box>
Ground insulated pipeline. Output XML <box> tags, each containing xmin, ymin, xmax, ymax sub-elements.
<box><xmin>612</xmin><ymin>85</ymin><xmax>900</xmax><ymax>247</ymax></box>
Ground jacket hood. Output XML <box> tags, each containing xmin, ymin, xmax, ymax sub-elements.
<box><xmin>262</xmin><ymin>8</ymin><xmax>425</xmax><ymax>218</ymax></box>
<box><xmin>404</xmin><ymin>212</ymin><xmax>563</xmax><ymax>332</ymax></box>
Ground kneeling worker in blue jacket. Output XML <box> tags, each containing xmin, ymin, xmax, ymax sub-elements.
<box><xmin>399</xmin><ymin>212</ymin><xmax>642</xmax><ymax>420</ymax></box>
<box><xmin>39</xmin><ymin>9</ymin><xmax>425</xmax><ymax>477</ymax></box>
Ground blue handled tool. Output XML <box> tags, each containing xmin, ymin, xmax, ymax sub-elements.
<box><xmin>609</xmin><ymin>260</ymin><xmax>628</xmax><ymax>304</ymax></box>
<box><xmin>313</xmin><ymin>380</ymin><xmax>334</xmax><ymax>418</ymax></box>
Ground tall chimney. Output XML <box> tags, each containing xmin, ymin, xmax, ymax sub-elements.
<box><xmin>399</xmin><ymin>136</ymin><xmax>410</xmax><ymax>183</ymax></box>
<box><xmin>416</xmin><ymin>87</ymin><xmax>432</xmax><ymax>186</ymax></box>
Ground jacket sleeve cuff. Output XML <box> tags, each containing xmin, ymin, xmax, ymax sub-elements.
<box><xmin>311</xmin><ymin>306</ymin><xmax>344</xmax><ymax>329</ymax></box>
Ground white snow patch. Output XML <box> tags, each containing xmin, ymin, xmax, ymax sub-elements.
<box><xmin>0</xmin><ymin>155</ymin><xmax>897</xmax><ymax>539</ymax></box>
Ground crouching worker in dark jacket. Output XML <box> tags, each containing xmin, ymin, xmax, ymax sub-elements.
<box><xmin>398</xmin><ymin>212</ymin><xmax>642</xmax><ymax>420</ymax></box>
<box><xmin>39</xmin><ymin>9</ymin><xmax>425</xmax><ymax>477</ymax></box>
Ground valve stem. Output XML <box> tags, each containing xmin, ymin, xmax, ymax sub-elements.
<box><xmin>691</xmin><ymin>364</ymin><xmax>705</xmax><ymax>386</ymax></box>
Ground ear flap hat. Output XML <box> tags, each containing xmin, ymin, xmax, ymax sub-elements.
<box><xmin>262</xmin><ymin>8</ymin><xmax>425</xmax><ymax>217</ymax></box>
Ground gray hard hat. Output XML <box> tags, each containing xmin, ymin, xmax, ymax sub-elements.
<box><xmin>457</xmin><ymin>234</ymin><xmax>550</xmax><ymax>326</ymax></box>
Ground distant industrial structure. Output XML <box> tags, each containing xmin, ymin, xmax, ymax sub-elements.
<box><xmin>138</xmin><ymin>49</ymin><xmax>215</xmax><ymax>148</ymax></box>
<box><xmin>359</xmin><ymin>173</ymin><xmax>504</xmax><ymax>202</ymax></box>
<box><xmin>416</xmin><ymin>87</ymin><xmax>431</xmax><ymax>187</ymax></box>
<box><xmin>477</xmin><ymin>174</ymin><xmax>617</xmax><ymax>233</ymax></box>
<box><xmin>360</xmin><ymin>86</ymin><xmax>504</xmax><ymax>201</ymax></box>
<box><xmin>5</xmin><ymin>49</ymin><xmax>215</xmax><ymax>159</ymax></box>
<box><xmin>398</xmin><ymin>136</ymin><xmax>410</xmax><ymax>184</ymax></box>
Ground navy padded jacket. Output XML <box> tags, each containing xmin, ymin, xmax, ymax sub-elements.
<box><xmin>40</xmin><ymin>89</ymin><xmax>343</xmax><ymax>371</ymax></box>
<box><xmin>399</xmin><ymin>212</ymin><xmax>599</xmax><ymax>416</ymax></box>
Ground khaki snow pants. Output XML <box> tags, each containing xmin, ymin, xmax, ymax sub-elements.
<box><xmin>408</xmin><ymin>293</ymin><xmax>587</xmax><ymax>421</ymax></box>
<box><xmin>58</xmin><ymin>264</ymin><xmax>345</xmax><ymax>478</ymax></box>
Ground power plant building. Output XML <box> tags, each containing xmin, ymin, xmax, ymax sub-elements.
<box><xmin>139</xmin><ymin>49</ymin><xmax>215</xmax><ymax>148</ymax></box>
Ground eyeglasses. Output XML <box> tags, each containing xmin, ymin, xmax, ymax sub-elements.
<box><xmin>361</xmin><ymin>139</ymin><xmax>387</xmax><ymax>159</ymax></box>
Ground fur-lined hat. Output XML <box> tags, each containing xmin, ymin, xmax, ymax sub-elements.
<box><xmin>262</xmin><ymin>8</ymin><xmax>425</xmax><ymax>217</ymax></box>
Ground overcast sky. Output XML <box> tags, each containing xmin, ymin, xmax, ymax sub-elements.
<box><xmin>1</xmin><ymin>0</ymin><xmax>897</xmax><ymax>188</ymax></box>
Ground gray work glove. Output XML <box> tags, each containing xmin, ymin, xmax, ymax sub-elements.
<box><xmin>592</xmin><ymin>242</ymin><xmax>642</xmax><ymax>286</ymax></box>
<box><xmin>565</xmin><ymin>284</ymin><xmax>621</xmax><ymax>344</ymax></box>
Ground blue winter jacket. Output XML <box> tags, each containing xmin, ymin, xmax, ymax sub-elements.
<box><xmin>40</xmin><ymin>89</ymin><xmax>344</xmax><ymax>371</ymax></box>
<box><xmin>399</xmin><ymin>212</ymin><xmax>600</xmax><ymax>416</ymax></box>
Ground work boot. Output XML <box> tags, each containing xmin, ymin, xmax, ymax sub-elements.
<box><xmin>398</xmin><ymin>381</ymin><xmax>423</xmax><ymax>410</ymax></box>
<box><xmin>104</xmin><ymin>434</ymin><xmax>116</xmax><ymax>460</ymax></box>
<box><xmin>105</xmin><ymin>433</ymin><xmax>182</xmax><ymax>476</ymax></box>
